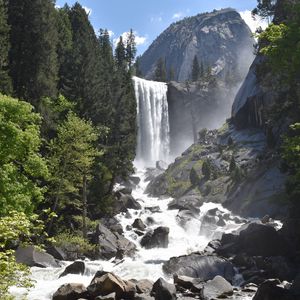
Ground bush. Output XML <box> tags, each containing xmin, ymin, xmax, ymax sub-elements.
<box><xmin>54</xmin><ymin>231</ymin><xmax>96</xmax><ymax>259</ymax></box>
<box><xmin>202</xmin><ymin>159</ymin><xmax>212</xmax><ymax>179</ymax></box>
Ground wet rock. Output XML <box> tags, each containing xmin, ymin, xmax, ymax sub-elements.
<box><xmin>94</xmin><ymin>223</ymin><xmax>136</xmax><ymax>259</ymax></box>
<box><xmin>15</xmin><ymin>246</ymin><xmax>60</xmax><ymax>268</ymax></box>
<box><xmin>115</xmin><ymin>193</ymin><xmax>142</xmax><ymax>212</ymax></box>
<box><xmin>145</xmin><ymin>168</ymin><xmax>164</xmax><ymax>182</ymax></box>
<box><xmin>291</xmin><ymin>273</ymin><xmax>300</xmax><ymax>295</ymax></box>
<box><xmin>130</xmin><ymin>176</ymin><xmax>141</xmax><ymax>186</ymax></box>
<box><xmin>201</xmin><ymin>275</ymin><xmax>233</xmax><ymax>299</ymax></box>
<box><xmin>252</xmin><ymin>279</ymin><xmax>294</xmax><ymax>300</ymax></box>
<box><xmin>87</xmin><ymin>272</ymin><xmax>136</xmax><ymax>299</ymax></box>
<box><xmin>203</xmin><ymin>240</ymin><xmax>221</xmax><ymax>254</ymax></box>
<box><xmin>261</xmin><ymin>214</ymin><xmax>271</xmax><ymax>224</ymax></box>
<box><xmin>217</xmin><ymin>217</ymin><xmax>226</xmax><ymax>227</ymax></box>
<box><xmin>168</xmin><ymin>196</ymin><xmax>202</xmax><ymax>213</ymax></box>
<box><xmin>135</xmin><ymin>279</ymin><xmax>154</xmax><ymax>294</ymax></box>
<box><xmin>116</xmin><ymin>186</ymin><xmax>133</xmax><ymax>195</ymax></box>
<box><xmin>238</xmin><ymin>223</ymin><xmax>291</xmax><ymax>257</ymax></box>
<box><xmin>100</xmin><ymin>217</ymin><xmax>123</xmax><ymax>234</ymax></box>
<box><xmin>134</xmin><ymin>230</ymin><xmax>145</xmax><ymax>237</ymax></box>
<box><xmin>59</xmin><ymin>261</ymin><xmax>85</xmax><ymax>278</ymax></box>
<box><xmin>141</xmin><ymin>227</ymin><xmax>169</xmax><ymax>249</ymax></box>
<box><xmin>176</xmin><ymin>210</ymin><xmax>197</xmax><ymax>227</ymax></box>
<box><xmin>151</xmin><ymin>278</ymin><xmax>176</xmax><ymax>300</ymax></box>
<box><xmin>163</xmin><ymin>253</ymin><xmax>235</xmax><ymax>282</ymax></box>
<box><xmin>174</xmin><ymin>274</ymin><xmax>203</xmax><ymax>292</ymax></box>
<box><xmin>145</xmin><ymin>217</ymin><xmax>155</xmax><ymax>225</ymax></box>
<box><xmin>145</xmin><ymin>206</ymin><xmax>161</xmax><ymax>213</ymax></box>
<box><xmin>242</xmin><ymin>283</ymin><xmax>258</xmax><ymax>293</ymax></box>
<box><xmin>126</xmin><ymin>225</ymin><xmax>133</xmax><ymax>231</ymax></box>
<box><xmin>132</xmin><ymin>218</ymin><xmax>146</xmax><ymax>231</ymax></box>
<box><xmin>265</xmin><ymin>256</ymin><xmax>297</xmax><ymax>281</ymax></box>
<box><xmin>52</xmin><ymin>283</ymin><xmax>88</xmax><ymax>300</ymax></box>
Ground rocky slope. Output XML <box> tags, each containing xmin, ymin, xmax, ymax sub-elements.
<box><xmin>139</xmin><ymin>8</ymin><xmax>254</xmax><ymax>82</ymax></box>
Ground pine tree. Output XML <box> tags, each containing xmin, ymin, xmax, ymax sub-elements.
<box><xmin>115</xmin><ymin>36</ymin><xmax>126</xmax><ymax>71</ymax></box>
<box><xmin>125</xmin><ymin>29</ymin><xmax>137</xmax><ymax>71</ymax></box>
<box><xmin>191</xmin><ymin>55</ymin><xmax>200</xmax><ymax>82</ymax></box>
<box><xmin>169</xmin><ymin>65</ymin><xmax>176</xmax><ymax>81</ymax></box>
<box><xmin>154</xmin><ymin>57</ymin><xmax>167</xmax><ymax>82</ymax></box>
<box><xmin>8</xmin><ymin>0</ymin><xmax>58</xmax><ymax>105</ymax></box>
<box><xmin>0</xmin><ymin>0</ymin><xmax>12</xmax><ymax>95</ymax></box>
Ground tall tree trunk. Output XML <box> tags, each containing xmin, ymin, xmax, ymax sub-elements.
<box><xmin>82</xmin><ymin>174</ymin><xmax>87</xmax><ymax>239</ymax></box>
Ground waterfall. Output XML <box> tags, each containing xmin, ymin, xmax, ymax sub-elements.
<box><xmin>132</xmin><ymin>76</ymin><xmax>170</xmax><ymax>166</ymax></box>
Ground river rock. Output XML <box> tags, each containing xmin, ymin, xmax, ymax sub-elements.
<box><xmin>201</xmin><ymin>275</ymin><xmax>233</xmax><ymax>299</ymax></box>
<box><xmin>238</xmin><ymin>223</ymin><xmax>290</xmax><ymax>257</ymax></box>
<box><xmin>141</xmin><ymin>227</ymin><xmax>169</xmax><ymax>249</ymax></box>
<box><xmin>174</xmin><ymin>274</ymin><xmax>203</xmax><ymax>292</ymax></box>
<box><xmin>95</xmin><ymin>293</ymin><xmax>116</xmax><ymax>300</ymax></box>
<box><xmin>132</xmin><ymin>218</ymin><xmax>146</xmax><ymax>231</ymax></box>
<box><xmin>168</xmin><ymin>195</ymin><xmax>202</xmax><ymax>212</ymax></box>
<box><xmin>46</xmin><ymin>245</ymin><xmax>66</xmax><ymax>261</ymax></box>
<box><xmin>252</xmin><ymin>279</ymin><xmax>294</xmax><ymax>300</ymax></box>
<box><xmin>151</xmin><ymin>278</ymin><xmax>176</xmax><ymax>300</ymax></box>
<box><xmin>87</xmin><ymin>272</ymin><xmax>136</xmax><ymax>299</ymax></box>
<box><xmin>59</xmin><ymin>261</ymin><xmax>85</xmax><ymax>278</ymax></box>
<box><xmin>115</xmin><ymin>192</ymin><xmax>142</xmax><ymax>212</ymax></box>
<box><xmin>15</xmin><ymin>246</ymin><xmax>60</xmax><ymax>268</ymax></box>
<box><xmin>145</xmin><ymin>206</ymin><xmax>161</xmax><ymax>213</ymax></box>
<box><xmin>163</xmin><ymin>253</ymin><xmax>235</xmax><ymax>282</ymax></box>
<box><xmin>135</xmin><ymin>279</ymin><xmax>154</xmax><ymax>294</ymax></box>
<box><xmin>52</xmin><ymin>283</ymin><xmax>88</xmax><ymax>300</ymax></box>
<box><xmin>290</xmin><ymin>273</ymin><xmax>300</xmax><ymax>296</ymax></box>
<box><xmin>176</xmin><ymin>210</ymin><xmax>197</xmax><ymax>227</ymax></box>
<box><xmin>94</xmin><ymin>223</ymin><xmax>136</xmax><ymax>259</ymax></box>
<box><xmin>100</xmin><ymin>217</ymin><xmax>123</xmax><ymax>234</ymax></box>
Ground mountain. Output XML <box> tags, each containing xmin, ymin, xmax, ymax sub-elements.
<box><xmin>139</xmin><ymin>8</ymin><xmax>254</xmax><ymax>82</ymax></box>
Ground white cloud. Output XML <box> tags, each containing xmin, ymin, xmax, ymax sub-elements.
<box><xmin>150</xmin><ymin>16</ymin><xmax>163</xmax><ymax>23</ymax></box>
<box><xmin>172</xmin><ymin>12</ymin><xmax>184</xmax><ymax>19</ymax></box>
<box><xmin>239</xmin><ymin>10</ymin><xmax>269</xmax><ymax>33</ymax></box>
<box><xmin>83</xmin><ymin>6</ymin><xmax>92</xmax><ymax>16</ymax></box>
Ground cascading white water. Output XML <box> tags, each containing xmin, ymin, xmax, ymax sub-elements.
<box><xmin>133</xmin><ymin>76</ymin><xmax>170</xmax><ymax>166</ymax></box>
<box><xmin>11</xmin><ymin>168</ymin><xmax>259</xmax><ymax>300</ymax></box>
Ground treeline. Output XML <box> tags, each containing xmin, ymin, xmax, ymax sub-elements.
<box><xmin>0</xmin><ymin>1</ymin><xmax>138</xmax><ymax>233</ymax></box>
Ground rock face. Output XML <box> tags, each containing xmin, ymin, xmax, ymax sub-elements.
<box><xmin>139</xmin><ymin>9</ymin><xmax>253</xmax><ymax>82</ymax></box>
<box><xmin>163</xmin><ymin>253</ymin><xmax>235</xmax><ymax>282</ymax></box>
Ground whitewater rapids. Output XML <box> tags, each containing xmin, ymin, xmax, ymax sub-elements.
<box><xmin>11</xmin><ymin>168</ymin><xmax>256</xmax><ymax>300</ymax></box>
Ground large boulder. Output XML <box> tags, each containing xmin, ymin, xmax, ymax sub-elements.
<box><xmin>52</xmin><ymin>283</ymin><xmax>88</xmax><ymax>300</ymax></box>
<box><xmin>100</xmin><ymin>217</ymin><xmax>123</xmax><ymax>234</ymax></box>
<box><xmin>132</xmin><ymin>218</ymin><xmax>146</xmax><ymax>231</ymax></box>
<box><xmin>59</xmin><ymin>261</ymin><xmax>85</xmax><ymax>278</ymax></box>
<box><xmin>238</xmin><ymin>223</ymin><xmax>291</xmax><ymax>257</ymax></box>
<box><xmin>94</xmin><ymin>223</ymin><xmax>136</xmax><ymax>259</ymax></box>
<box><xmin>151</xmin><ymin>278</ymin><xmax>176</xmax><ymax>300</ymax></box>
<box><xmin>201</xmin><ymin>276</ymin><xmax>233</xmax><ymax>300</ymax></box>
<box><xmin>135</xmin><ymin>279</ymin><xmax>154</xmax><ymax>294</ymax></box>
<box><xmin>168</xmin><ymin>195</ymin><xmax>202</xmax><ymax>212</ymax></box>
<box><xmin>15</xmin><ymin>246</ymin><xmax>60</xmax><ymax>268</ymax></box>
<box><xmin>141</xmin><ymin>227</ymin><xmax>169</xmax><ymax>249</ymax></box>
<box><xmin>115</xmin><ymin>192</ymin><xmax>142</xmax><ymax>212</ymax></box>
<box><xmin>253</xmin><ymin>279</ymin><xmax>295</xmax><ymax>300</ymax></box>
<box><xmin>163</xmin><ymin>253</ymin><xmax>235</xmax><ymax>283</ymax></box>
<box><xmin>87</xmin><ymin>272</ymin><xmax>136</xmax><ymax>299</ymax></box>
<box><xmin>46</xmin><ymin>245</ymin><xmax>67</xmax><ymax>261</ymax></box>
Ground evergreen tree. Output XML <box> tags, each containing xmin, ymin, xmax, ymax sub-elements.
<box><xmin>252</xmin><ymin>0</ymin><xmax>276</xmax><ymax>21</ymax></box>
<box><xmin>134</xmin><ymin>55</ymin><xmax>143</xmax><ymax>77</ymax></box>
<box><xmin>191</xmin><ymin>55</ymin><xmax>200</xmax><ymax>82</ymax></box>
<box><xmin>0</xmin><ymin>0</ymin><xmax>12</xmax><ymax>95</ymax></box>
<box><xmin>115</xmin><ymin>36</ymin><xmax>126</xmax><ymax>71</ymax></box>
<box><xmin>125</xmin><ymin>29</ymin><xmax>137</xmax><ymax>71</ymax></box>
<box><xmin>8</xmin><ymin>0</ymin><xmax>58</xmax><ymax>104</ymax></box>
<box><xmin>154</xmin><ymin>57</ymin><xmax>167</xmax><ymax>82</ymax></box>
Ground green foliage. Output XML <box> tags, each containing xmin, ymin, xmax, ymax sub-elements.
<box><xmin>53</xmin><ymin>231</ymin><xmax>96</xmax><ymax>257</ymax></box>
<box><xmin>8</xmin><ymin>0</ymin><xmax>58</xmax><ymax>104</ymax></box>
<box><xmin>0</xmin><ymin>211</ymin><xmax>49</xmax><ymax>298</ymax></box>
<box><xmin>125</xmin><ymin>29</ymin><xmax>137</xmax><ymax>70</ymax></box>
<box><xmin>252</xmin><ymin>0</ymin><xmax>276</xmax><ymax>20</ymax></box>
<box><xmin>0</xmin><ymin>0</ymin><xmax>12</xmax><ymax>95</ymax></box>
<box><xmin>282</xmin><ymin>123</ymin><xmax>300</xmax><ymax>204</ymax></box>
<box><xmin>47</xmin><ymin>112</ymin><xmax>106</xmax><ymax>233</ymax></box>
<box><xmin>154</xmin><ymin>57</ymin><xmax>167</xmax><ymax>82</ymax></box>
<box><xmin>0</xmin><ymin>94</ymin><xmax>48</xmax><ymax>215</ymax></box>
<box><xmin>202</xmin><ymin>159</ymin><xmax>212</xmax><ymax>179</ymax></box>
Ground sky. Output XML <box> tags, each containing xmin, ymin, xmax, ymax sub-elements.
<box><xmin>56</xmin><ymin>0</ymin><xmax>268</xmax><ymax>55</ymax></box>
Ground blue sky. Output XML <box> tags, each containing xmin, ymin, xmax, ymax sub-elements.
<box><xmin>56</xmin><ymin>0</ymin><xmax>265</xmax><ymax>54</ymax></box>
